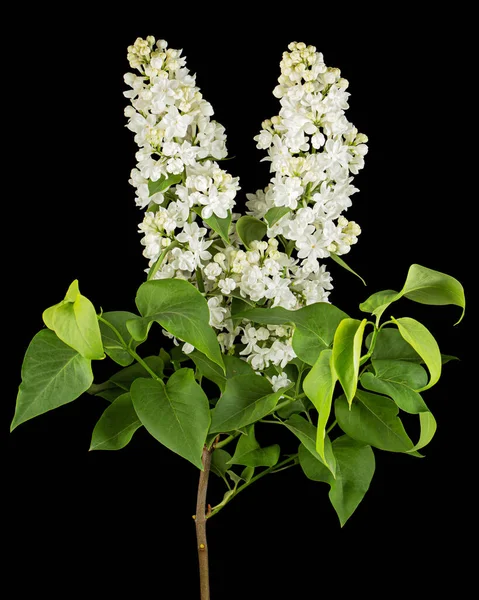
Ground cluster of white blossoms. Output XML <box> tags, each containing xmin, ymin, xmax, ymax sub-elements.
<box><xmin>247</xmin><ymin>41</ymin><xmax>367</xmax><ymax>283</ymax></box>
<box><xmin>124</xmin><ymin>38</ymin><xmax>366</xmax><ymax>379</ymax></box>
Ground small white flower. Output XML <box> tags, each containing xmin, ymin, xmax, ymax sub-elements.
<box><xmin>270</xmin><ymin>373</ymin><xmax>292</xmax><ymax>392</ymax></box>
<box><xmin>218</xmin><ymin>278</ymin><xmax>236</xmax><ymax>295</ymax></box>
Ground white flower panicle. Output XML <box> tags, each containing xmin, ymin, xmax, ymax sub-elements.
<box><xmin>124</xmin><ymin>38</ymin><xmax>367</xmax><ymax>370</ymax></box>
<box><xmin>247</xmin><ymin>40</ymin><xmax>367</xmax><ymax>282</ymax></box>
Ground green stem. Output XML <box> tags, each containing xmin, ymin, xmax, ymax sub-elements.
<box><xmin>214</xmin><ymin>432</ymin><xmax>240</xmax><ymax>450</ymax></box>
<box><xmin>147</xmin><ymin>240</ymin><xmax>180</xmax><ymax>281</ymax></box>
<box><xmin>326</xmin><ymin>419</ymin><xmax>337</xmax><ymax>434</ymax></box>
<box><xmin>98</xmin><ymin>316</ymin><xmax>160</xmax><ymax>381</ymax></box>
<box><xmin>207</xmin><ymin>454</ymin><xmax>299</xmax><ymax>519</ymax></box>
<box><xmin>359</xmin><ymin>322</ymin><xmax>379</xmax><ymax>366</ymax></box>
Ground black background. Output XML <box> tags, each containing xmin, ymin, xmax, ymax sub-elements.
<box><xmin>5</xmin><ymin>7</ymin><xmax>475</xmax><ymax>598</ymax></box>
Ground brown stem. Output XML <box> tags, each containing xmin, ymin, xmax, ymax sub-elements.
<box><xmin>195</xmin><ymin>445</ymin><xmax>213</xmax><ymax>600</ymax></box>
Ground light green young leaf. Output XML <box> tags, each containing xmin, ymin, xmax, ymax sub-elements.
<box><xmin>360</xmin><ymin>359</ymin><xmax>429</xmax><ymax>414</ymax></box>
<box><xmin>335</xmin><ymin>391</ymin><xmax>414</xmax><ymax>453</ymax></box>
<box><xmin>299</xmin><ymin>436</ymin><xmax>375</xmax><ymax>527</ymax></box>
<box><xmin>264</xmin><ymin>207</ymin><xmax>291</xmax><ymax>227</ymax></box>
<box><xmin>148</xmin><ymin>173</ymin><xmax>183</xmax><ymax>196</ymax></box>
<box><xmin>302</xmin><ymin>349</ymin><xmax>337</xmax><ymax>463</ymax></box>
<box><xmin>330</xmin><ymin>254</ymin><xmax>366</xmax><ymax>285</ymax></box>
<box><xmin>227</xmin><ymin>424</ymin><xmax>280</xmax><ymax>467</ymax></box>
<box><xmin>332</xmin><ymin>318</ymin><xmax>367</xmax><ymax>406</ymax></box>
<box><xmin>235</xmin><ymin>303</ymin><xmax>348</xmax><ymax>365</ymax></box>
<box><xmin>284</xmin><ymin>414</ymin><xmax>336</xmax><ymax>478</ymax></box>
<box><xmin>392</xmin><ymin>317</ymin><xmax>441</xmax><ymax>391</ymax></box>
<box><xmin>89</xmin><ymin>392</ymin><xmax>141</xmax><ymax>451</ymax></box>
<box><xmin>43</xmin><ymin>280</ymin><xmax>104</xmax><ymax>360</ymax></box>
<box><xmin>360</xmin><ymin>264</ymin><xmax>465</xmax><ymax>325</ymax></box>
<box><xmin>235</xmin><ymin>215</ymin><xmax>267</xmax><ymax>249</ymax></box>
<box><xmin>209</xmin><ymin>375</ymin><xmax>283</xmax><ymax>433</ymax></box>
<box><xmin>192</xmin><ymin>207</ymin><xmax>232</xmax><ymax>245</ymax></box>
<box><xmin>127</xmin><ymin>279</ymin><xmax>224</xmax><ymax>371</ymax></box>
<box><xmin>402</xmin><ymin>264</ymin><xmax>465</xmax><ymax>324</ymax></box>
<box><xmin>130</xmin><ymin>368</ymin><xmax>210</xmax><ymax>469</ymax></box>
<box><xmin>99</xmin><ymin>311</ymin><xmax>141</xmax><ymax>366</ymax></box>
<box><xmin>11</xmin><ymin>330</ymin><xmax>93</xmax><ymax>430</ymax></box>
<box><xmin>406</xmin><ymin>411</ymin><xmax>437</xmax><ymax>454</ymax></box>
<box><xmin>359</xmin><ymin>290</ymin><xmax>399</xmax><ymax>323</ymax></box>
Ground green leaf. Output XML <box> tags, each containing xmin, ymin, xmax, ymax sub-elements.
<box><xmin>127</xmin><ymin>279</ymin><xmax>224</xmax><ymax>371</ymax></box>
<box><xmin>95</xmin><ymin>387</ymin><xmax>124</xmax><ymax>403</ymax></box>
<box><xmin>236</xmin><ymin>303</ymin><xmax>348</xmax><ymax>365</ymax></box>
<box><xmin>43</xmin><ymin>280</ymin><xmax>104</xmax><ymax>360</ymax></box>
<box><xmin>360</xmin><ymin>360</ymin><xmax>429</xmax><ymax>414</ymax></box>
<box><xmin>227</xmin><ymin>424</ymin><xmax>280</xmax><ymax>467</ymax></box>
<box><xmin>192</xmin><ymin>207</ymin><xmax>232</xmax><ymax>244</ymax></box>
<box><xmin>299</xmin><ymin>436</ymin><xmax>375</xmax><ymax>526</ymax></box>
<box><xmin>224</xmin><ymin>355</ymin><xmax>255</xmax><ymax>378</ymax></box>
<box><xmin>241</xmin><ymin>466</ymin><xmax>255</xmax><ymax>483</ymax></box>
<box><xmin>209</xmin><ymin>375</ymin><xmax>282</xmax><ymax>433</ymax></box>
<box><xmin>367</xmin><ymin>328</ymin><xmax>421</xmax><ymax>362</ymax></box>
<box><xmin>99</xmin><ymin>311</ymin><xmax>141</xmax><ymax>366</ymax></box>
<box><xmin>332</xmin><ymin>318</ymin><xmax>367</xmax><ymax>406</ymax></box>
<box><xmin>391</xmin><ymin>317</ymin><xmax>441</xmax><ymax>391</ymax></box>
<box><xmin>335</xmin><ymin>391</ymin><xmax>414</xmax><ymax>453</ymax></box>
<box><xmin>148</xmin><ymin>173</ymin><xmax>183</xmax><ymax>196</ymax></box>
<box><xmin>359</xmin><ymin>289</ymin><xmax>399</xmax><ymax>323</ymax></box>
<box><xmin>89</xmin><ymin>392</ymin><xmax>141</xmax><ymax>451</ymax></box>
<box><xmin>110</xmin><ymin>356</ymin><xmax>164</xmax><ymax>391</ymax></box>
<box><xmin>284</xmin><ymin>414</ymin><xmax>336</xmax><ymax>478</ymax></box>
<box><xmin>190</xmin><ymin>350</ymin><xmax>226</xmax><ymax>392</ymax></box>
<box><xmin>359</xmin><ymin>264</ymin><xmax>465</xmax><ymax>325</ymax></box>
<box><xmin>131</xmin><ymin>368</ymin><xmax>210</xmax><ymax>469</ymax></box>
<box><xmin>303</xmin><ymin>349</ymin><xmax>337</xmax><ymax>463</ymax></box>
<box><xmin>402</xmin><ymin>264</ymin><xmax>466</xmax><ymax>324</ymax></box>
<box><xmin>264</xmin><ymin>207</ymin><xmax>291</xmax><ymax>227</ymax></box>
<box><xmin>211</xmin><ymin>449</ymin><xmax>232</xmax><ymax>482</ymax></box>
<box><xmin>11</xmin><ymin>330</ymin><xmax>93</xmax><ymax>430</ymax></box>
<box><xmin>330</xmin><ymin>254</ymin><xmax>366</xmax><ymax>285</ymax></box>
<box><xmin>407</xmin><ymin>411</ymin><xmax>437</xmax><ymax>454</ymax></box>
<box><xmin>236</xmin><ymin>215</ymin><xmax>267</xmax><ymax>249</ymax></box>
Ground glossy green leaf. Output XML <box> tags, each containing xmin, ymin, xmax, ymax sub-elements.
<box><xmin>284</xmin><ymin>414</ymin><xmax>336</xmax><ymax>478</ymax></box>
<box><xmin>131</xmin><ymin>368</ymin><xmax>210</xmax><ymax>469</ymax></box>
<box><xmin>299</xmin><ymin>436</ymin><xmax>375</xmax><ymax>526</ymax></box>
<box><xmin>94</xmin><ymin>387</ymin><xmax>124</xmax><ymax>403</ymax></box>
<box><xmin>367</xmin><ymin>328</ymin><xmax>421</xmax><ymax>362</ymax></box>
<box><xmin>332</xmin><ymin>318</ymin><xmax>367</xmax><ymax>406</ymax></box>
<box><xmin>43</xmin><ymin>280</ymin><xmax>104</xmax><ymax>360</ymax></box>
<box><xmin>148</xmin><ymin>173</ymin><xmax>183</xmax><ymax>196</ymax></box>
<box><xmin>392</xmin><ymin>317</ymin><xmax>441</xmax><ymax>391</ymax></box>
<box><xmin>360</xmin><ymin>360</ymin><xmax>429</xmax><ymax>413</ymax></box>
<box><xmin>330</xmin><ymin>254</ymin><xmax>366</xmax><ymax>285</ymax></box>
<box><xmin>303</xmin><ymin>349</ymin><xmax>337</xmax><ymax>462</ymax></box>
<box><xmin>264</xmin><ymin>207</ymin><xmax>291</xmax><ymax>227</ymax></box>
<box><xmin>236</xmin><ymin>215</ymin><xmax>267</xmax><ymax>249</ymax></box>
<box><xmin>407</xmin><ymin>411</ymin><xmax>437</xmax><ymax>454</ymax></box>
<box><xmin>99</xmin><ymin>311</ymin><xmax>141</xmax><ymax>366</ymax></box>
<box><xmin>11</xmin><ymin>330</ymin><xmax>93</xmax><ymax>430</ymax></box>
<box><xmin>110</xmin><ymin>356</ymin><xmax>164</xmax><ymax>391</ymax></box>
<box><xmin>402</xmin><ymin>264</ymin><xmax>465</xmax><ymax>324</ymax></box>
<box><xmin>236</xmin><ymin>303</ymin><xmax>348</xmax><ymax>365</ymax></box>
<box><xmin>335</xmin><ymin>391</ymin><xmax>414</xmax><ymax>453</ymax></box>
<box><xmin>190</xmin><ymin>350</ymin><xmax>226</xmax><ymax>392</ymax></box>
<box><xmin>210</xmin><ymin>375</ymin><xmax>282</xmax><ymax>433</ymax></box>
<box><xmin>89</xmin><ymin>392</ymin><xmax>141</xmax><ymax>451</ymax></box>
<box><xmin>127</xmin><ymin>279</ymin><xmax>224</xmax><ymax>371</ymax></box>
<box><xmin>192</xmin><ymin>207</ymin><xmax>231</xmax><ymax>245</ymax></box>
<box><xmin>223</xmin><ymin>355</ymin><xmax>255</xmax><ymax>378</ymax></box>
<box><xmin>227</xmin><ymin>424</ymin><xmax>280</xmax><ymax>467</ymax></box>
<box><xmin>241</xmin><ymin>466</ymin><xmax>255</xmax><ymax>483</ymax></box>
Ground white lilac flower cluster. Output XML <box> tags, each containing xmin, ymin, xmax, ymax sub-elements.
<box><xmin>123</xmin><ymin>38</ymin><xmax>366</xmax><ymax>381</ymax></box>
<box><xmin>246</xmin><ymin>40</ymin><xmax>368</xmax><ymax>284</ymax></box>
